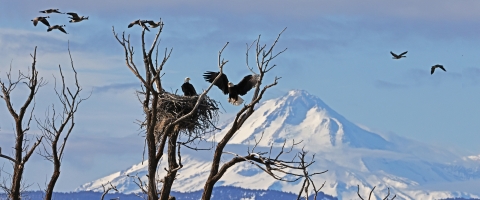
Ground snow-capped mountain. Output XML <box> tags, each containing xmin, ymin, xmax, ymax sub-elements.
<box><xmin>77</xmin><ymin>90</ymin><xmax>480</xmax><ymax>200</ymax></box>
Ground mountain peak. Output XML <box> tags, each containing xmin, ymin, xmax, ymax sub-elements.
<box><xmin>213</xmin><ymin>89</ymin><xmax>393</xmax><ymax>150</ymax></box>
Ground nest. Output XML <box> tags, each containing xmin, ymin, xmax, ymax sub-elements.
<box><xmin>153</xmin><ymin>92</ymin><xmax>219</xmax><ymax>143</ymax></box>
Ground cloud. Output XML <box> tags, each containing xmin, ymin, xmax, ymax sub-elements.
<box><xmin>93</xmin><ymin>82</ymin><xmax>139</xmax><ymax>94</ymax></box>
<box><xmin>374</xmin><ymin>80</ymin><xmax>409</xmax><ymax>89</ymax></box>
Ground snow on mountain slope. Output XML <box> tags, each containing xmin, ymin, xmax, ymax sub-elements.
<box><xmin>211</xmin><ymin>90</ymin><xmax>395</xmax><ymax>151</ymax></box>
<box><xmin>77</xmin><ymin>90</ymin><xmax>480</xmax><ymax>200</ymax></box>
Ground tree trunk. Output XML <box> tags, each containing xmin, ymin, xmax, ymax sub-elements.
<box><xmin>44</xmin><ymin>159</ymin><xmax>61</xmax><ymax>200</ymax></box>
<box><xmin>10</xmin><ymin>123</ymin><xmax>25</xmax><ymax>200</ymax></box>
<box><xmin>159</xmin><ymin>130</ymin><xmax>179</xmax><ymax>200</ymax></box>
<box><xmin>147</xmin><ymin>131</ymin><xmax>160</xmax><ymax>200</ymax></box>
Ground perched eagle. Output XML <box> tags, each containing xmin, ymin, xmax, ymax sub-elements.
<box><xmin>181</xmin><ymin>77</ymin><xmax>197</xmax><ymax>96</ymax></box>
<box><xmin>390</xmin><ymin>51</ymin><xmax>408</xmax><ymax>59</ymax></box>
<box><xmin>203</xmin><ymin>71</ymin><xmax>259</xmax><ymax>106</ymax></box>
<box><xmin>431</xmin><ymin>64</ymin><xmax>446</xmax><ymax>75</ymax></box>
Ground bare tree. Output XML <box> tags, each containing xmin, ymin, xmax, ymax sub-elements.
<box><xmin>114</xmin><ymin>18</ymin><xmax>223</xmax><ymax>199</ymax></box>
<box><xmin>296</xmin><ymin>149</ymin><xmax>326</xmax><ymax>200</ymax></box>
<box><xmin>100</xmin><ymin>181</ymin><xmax>119</xmax><ymax>200</ymax></box>
<box><xmin>35</xmin><ymin>44</ymin><xmax>88</xmax><ymax>200</ymax></box>
<box><xmin>0</xmin><ymin>47</ymin><xmax>45</xmax><ymax>200</ymax></box>
<box><xmin>199</xmin><ymin>28</ymin><xmax>324</xmax><ymax>200</ymax></box>
<box><xmin>113</xmin><ymin>19</ymin><xmax>323</xmax><ymax>200</ymax></box>
<box><xmin>357</xmin><ymin>185</ymin><xmax>396</xmax><ymax>200</ymax></box>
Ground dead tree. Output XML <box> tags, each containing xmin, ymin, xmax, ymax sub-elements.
<box><xmin>357</xmin><ymin>185</ymin><xmax>396</xmax><ymax>200</ymax></box>
<box><xmin>113</xmin><ymin>19</ymin><xmax>220</xmax><ymax>200</ymax></box>
<box><xmin>296</xmin><ymin>149</ymin><xmax>326</xmax><ymax>200</ymax></box>
<box><xmin>0</xmin><ymin>47</ymin><xmax>45</xmax><ymax>200</ymax></box>
<box><xmin>100</xmin><ymin>181</ymin><xmax>119</xmax><ymax>200</ymax></box>
<box><xmin>200</xmin><ymin>28</ymin><xmax>324</xmax><ymax>200</ymax></box>
<box><xmin>35</xmin><ymin>44</ymin><xmax>88</xmax><ymax>200</ymax></box>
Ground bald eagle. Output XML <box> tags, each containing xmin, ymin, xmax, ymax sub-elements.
<box><xmin>390</xmin><ymin>51</ymin><xmax>408</xmax><ymax>59</ymax></box>
<box><xmin>181</xmin><ymin>77</ymin><xmax>197</xmax><ymax>96</ymax></box>
<box><xmin>431</xmin><ymin>64</ymin><xmax>446</xmax><ymax>75</ymax></box>
<box><xmin>203</xmin><ymin>71</ymin><xmax>259</xmax><ymax>106</ymax></box>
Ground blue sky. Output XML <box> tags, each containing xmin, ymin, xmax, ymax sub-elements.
<box><xmin>1</xmin><ymin>0</ymin><xmax>480</xmax><ymax>192</ymax></box>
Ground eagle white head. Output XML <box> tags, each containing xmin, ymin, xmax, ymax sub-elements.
<box><xmin>184</xmin><ymin>77</ymin><xmax>191</xmax><ymax>83</ymax></box>
<box><xmin>228</xmin><ymin>82</ymin><xmax>234</xmax><ymax>87</ymax></box>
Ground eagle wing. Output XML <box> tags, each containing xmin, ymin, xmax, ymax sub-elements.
<box><xmin>431</xmin><ymin>66</ymin><xmax>436</xmax><ymax>74</ymax></box>
<box><xmin>203</xmin><ymin>71</ymin><xmax>229</xmax><ymax>95</ymax></box>
<box><xmin>390</xmin><ymin>51</ymin><xmax>398</xmax><ymax>57</ymax></box>
<box><xmin>399</xmin><ymin>51</ymin><xmax>408</xmax><ymax>56</ymax></box>
<box><xmin>236</xmin><ymin>74</ymin><xmax>258</xmax><ymax>96</ymax></box>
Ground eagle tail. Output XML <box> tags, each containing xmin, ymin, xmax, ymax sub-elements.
<box><xmin>228</xmin><ymin>96</ymin><xmax>244</xmax><ymax>106</ymax></box>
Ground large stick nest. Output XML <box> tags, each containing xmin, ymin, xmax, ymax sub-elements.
<box><xmin>154</xmin><ymin>92</ymin><xmax>219</xmax><ymax>142</ymax></box>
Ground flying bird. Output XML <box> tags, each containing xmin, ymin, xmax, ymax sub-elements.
<box><xmin>31</xmin><ymin>16</ymin><xmax>50</xmax><ymax>27</ymax></box>
<box><xmin>39</xmin><ymin>9</ymin><xmax>63</xmax><ymax>14</ymax></box>
<box><xmin>390</xmin><ymin>51</ymin><xmax>408</xmax><ymax>59</ymax></box>
<box><xmin>181</xmin><ymin>77</ymin><xmax>197</xmax><ymax>96</ymax></box>
<box><xmin>47</xmin><ymin>25</ymin><xmax>68</xmax><ymax>34</ymax></box>
<box><xmin>143</xmin><ymin>20</ymin><xmax>163</xmax><ymax>28</ymax></box>
<box><xmin>128</xmin><ymin>19</ymin><xmax>150</xmax><ymax>31</ymax></box>
<box><xmin>203</xmin><ymin>71</ymin><xmax>259</xmax><ymax>106</ymax></box>
<box><xmin>431</xmin><ymin>64</ymin><xmax>446</xmax><ymax>75</ymax></box>
<box><xmin>66</xmin><ymin>12</ymin><xmax>89</xmax><ymax>23</ymax></box>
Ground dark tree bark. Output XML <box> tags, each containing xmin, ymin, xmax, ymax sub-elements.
<box><xmin>0</xmin><ymin>47</ymin><xmax>45</xmax><ymax>200</ymax></box>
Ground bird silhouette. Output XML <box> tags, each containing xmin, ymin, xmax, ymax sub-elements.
<box><xmin>31</xmin><ymin>16</ymin><xmax>50</xmax><ymax>27</ymax></box>
<box><xmin>390</xmin><ymin>51</ymin><xmax>408</xmax><ymax>59</ymax></box>
<box><xmin>39</xmin><ymin>9</ymin><xmax>63</xmax><ymax>14</ymax></box>
<box><xmin>128</xmin><ymin>19</ymin><xmax>150</xmax><ymax>31</ymax></box>
<box><xmin>66</xmin><ymin>12</ymin><xmax>89</xmax><ymax>23</ymax></box>
<box><xmin>431</xmin><ymin>64</ymin><xmax>446</xmax><ymax>75</ymax></box>
<box><xmin>47</xmin><ymin>25</ymin><xmax>68</xmax><ymax>34</ymax></box>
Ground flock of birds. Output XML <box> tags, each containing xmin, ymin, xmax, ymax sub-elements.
<box><xmin>28</xmin><ymin>12</ymin><xmax>448</xmax><ymax>106</ymax></box>
<box><xmin>390</xmin><ymin>51</ymin><xmax>447</xmax><ymax>74</ymax></box>
<box><xmin>31</xmin><ymin>8</ymin><xmax>89</xmax><ymax>34</ymax></box>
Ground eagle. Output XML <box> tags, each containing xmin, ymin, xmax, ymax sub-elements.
<box><xmin>431</xmin><ymin>64</ymin><xmax>446</xmax><ymax>75</ymax></box>
<box><xmin>181</xmin><ymin>77</ymin><xmax>197</xmax><ymax>96</ymax></box>
<box><xmin>203</xmin><ymin>71</ymin><xmax>259</xmax><ymax>106</ymax></box>
<box><xmin>390</xmin><ymin>51</ymin><xmax>408</xmax><ymax>59</ymax></box>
